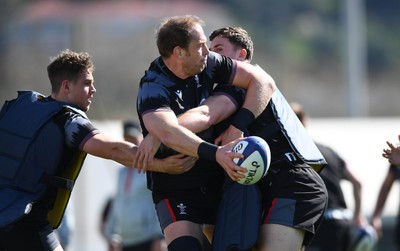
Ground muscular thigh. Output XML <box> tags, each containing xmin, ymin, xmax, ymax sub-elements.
<box><xmin>163</xmin><ymin>220</ymin><xmax>203</xmax><ymax>245</ymax></box>
<box><xmin>258</xmin><ymin>224</ymin><xmax>304</xmax><ymax>251</ymax></box>
<box><xmin>259</xmin><ymin>164</ymin><xmax>327</xmax><ymax>246</ymax></box>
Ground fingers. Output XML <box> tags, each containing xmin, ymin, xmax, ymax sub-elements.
<box><xmin>225</xmin><ymin>164</ymin><xmax>246</xmax><ymax>181</ymax></box>
<box><xmin>133</xmin><ymin>150</ymin><xmax>145</xmax><ymax>173</ymax></box>
<box><xmin>214</xmin><ymin>135</ymin><xmax>222</xmax><ymax>146</ymax></box>
<box><xmin>223</xmin><ymin>154</ymin><xmax>247</xmax><ymax>181</ymax></box>
<box><xmin>387</xmin><ymin>141</ymin><xmax>395</xmax><ymax>150</ymax></box>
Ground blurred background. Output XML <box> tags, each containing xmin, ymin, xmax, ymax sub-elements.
<box><xmin>0</xmin><ymin>0</ymin><xmax>399</xmax><ymax>250</ymax></box>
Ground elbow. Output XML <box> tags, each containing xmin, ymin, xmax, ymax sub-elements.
<box><xmin>353</xmin><ymin>179</ymin><xmax>362</xmax><ymax>192</ymax></box>
<box><xmin>156</xmin><ymin>130</ymin><xmax>176</xmax><ymax>147</ymax></box>
<box><xmin>267</xmin><ymin>76</ymin><xmax>277</xmax><ymax>94</ymax></box>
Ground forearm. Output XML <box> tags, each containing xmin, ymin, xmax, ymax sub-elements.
<box><xmin>160</xmin><ymin>124</ymin><xmax>204</xmax><ymax>157</ymax></box>
<box><xmin>233</xmin><ymin>62</ymin><xmax>276</xmax><ymax>118</ymax></box>
<box><xmin>109</xmin><ymin>142</ymin><xmax>138</xmax><ymax>167</ymax></box>
<box><xmin>83</xmin><ymin>133</ymin><xmax>137</xmax><ymax>167</ymax></box>
<box><xmin>372</xmin><ymin>186</ymin><xmax>390</xmax><ymax>218</ymax></box>
<box><xmin>241</xmin><ymin>73</ymin><xmax>275</xmax><ymax>118</ymax></box>
<box><xmin>352</xmin><ymin>186</ymin><xmax>362</xmax><ymax>219</ymax></box>
<box><xmin>178</xmin><ymin>106</ymin><xmax>213</xmax><ymax>133</ymax></box>
<box><xmin>178</xmin><ymin>95</ymin><xmax>237</xmax><ymax>133</ymax></box>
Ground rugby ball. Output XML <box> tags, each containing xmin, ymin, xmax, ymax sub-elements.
<box><xmin>349</xmin><ymin>225</ymin><xmax>377</xmax><ymax>251</ymax></box>
<box><xmin>232</xmin><ymin>136</ymin><xmax>271</xmax><ymax>185</ymax></box>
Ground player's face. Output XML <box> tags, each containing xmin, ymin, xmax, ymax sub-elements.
<box><xmin>67</xmin><ymin>68</ymin><xmax>96</xmax><ymax>111</ymax></box>
<box><xmin>181</xmin><ymin>24</ymin><xmax>209</xmax><ymax>76</ymax></box>
<box><xmin>210</xmin><ymin>36</ymin><xmax>241</xmax><ymax>60</ymax></box>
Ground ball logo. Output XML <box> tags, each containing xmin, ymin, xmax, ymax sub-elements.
<box><xmin>232</xmin><ymin>141</ymin><xmax>246</xmax><ymax>154</ymax></box>
<box><xmin>243</xmin><ymin>160</ymin><xmax>261</xmax><ymax>184</ymax></box>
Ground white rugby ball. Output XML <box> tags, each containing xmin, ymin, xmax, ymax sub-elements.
<box><xmin>232</xmin><ymin>136</ymin><xmax>271</xmax><ymax>185</ymax></box>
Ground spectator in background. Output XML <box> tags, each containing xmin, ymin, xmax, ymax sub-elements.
<box><xmin>371</xmin><ymin>163</ymin><xmax>400</xmax><ymax>250</ymax></box>
<box><xmin>290</xmin><ymin>102</ymin><xmax>367</xmax><ymax>251</ymax></box>
<box><xmin>103</xmin><ymin>121</ymin><xmax>166</xmax><ymax>251</ymax></box>
<box><xmin>100</xmin><ymin>197</ymin><xmax>115</xmax><ymax>250</ymax></box>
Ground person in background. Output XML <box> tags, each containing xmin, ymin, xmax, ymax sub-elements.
<box><xmin>371</xmin><ymin>163</ymin><xmax>400</xmax><ymax>251</ymax></box>
<box><xmin>100</xmin><ymin>197</ymin><xmax>115</xmax><ymax>250</ymax></box>
<box><xmin>290</xmin><ymin>101</ymin><xmax>368</xmax><ymax>251</ymax></box>
<box><xmin>104</xmin><ymin>121</ymin><xmax>166</xmax><ymax>251</ymax></box>
<box><xmin>0</xmin><ymin>49</ymin><xmax>195</xmax><ymax>251</ymax></box>
<box><xmin>383</xmin><ymin>136</ymin><xmax>400</xmax><ymax>166</ymax></box>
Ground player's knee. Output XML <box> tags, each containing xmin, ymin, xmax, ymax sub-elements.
<box><xmin>167</xmin><ymin>236</ymin><xmax>202</xmax><ymax>251</ymax></box>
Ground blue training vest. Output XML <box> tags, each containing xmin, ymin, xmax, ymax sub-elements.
<box><xmin>0</xmin><ymin>90</ymin><xmax>81</xmax><ymax>229</ymax></box>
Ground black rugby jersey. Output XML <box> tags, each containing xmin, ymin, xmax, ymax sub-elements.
<box><xmin>316</xmin><ymin>143</ymin><xmax>347</xmax><ymax>209</ymax></box>
<box><xmin>137</xmin><ymin>52</ymin><xmax>237</xmax><ymax>191</ymax></box>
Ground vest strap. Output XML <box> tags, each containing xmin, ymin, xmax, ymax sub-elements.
<box><xmin>40</xmin><ymin>174</ymin><xmax>75</xmax><ymax>190</ymax></box>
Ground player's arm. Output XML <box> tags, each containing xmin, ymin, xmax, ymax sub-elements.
<box><xmin>231</xmin><ymin>61</ymin><xmax>276</xmax><ymax>119</ymax></box>
<box><xmin>134</xmin><ymin>95</ymin><xmax>237</xmax><ymax>173</ymax></box>
<box><xmin>140</xmin><ymin>109</ymin><xmax>246</xmax><ymax>181</ymax></box>
<box><xmin>82</xmin><ymin>132</ymin><xmax>194</xmax><ymax>174</ymax></box>
<box><xmin>178</xmin><ymin>94</ymin><xmax>237</xmax><ymax>133</ymax></box>
<box><xmin>342</xmin><ymin>164</ymin><xmax>364</xmax><ymax>225</ymax></box>
<box><xmin>371</xmin><ymin>167</ymin><xmax>396</xmax><ymax>235</ymax></box>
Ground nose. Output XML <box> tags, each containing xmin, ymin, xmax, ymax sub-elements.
<box><xmin>91</xmin><ymin>84</ymin><xmax>96</xmax><ymax>94</ymax></box>
<box><xmin>203</xmin><ymin>44</ymin><xmax>210</xmax><ymax>56</ymax></box>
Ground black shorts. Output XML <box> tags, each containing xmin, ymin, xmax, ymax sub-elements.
<box><xmin>259</xmin><ymin>159</ymin><xmax>328</xmax><ymax>246</ymax></box>
<box><xmin>0</xmin><ymin>219</ymin><xmax>60</xmax><ymax>251</ymax></box>
<box><xmin>154</xmin><ymin>182</ymin><xmax>223</xmax><ymax>231</ymax></box>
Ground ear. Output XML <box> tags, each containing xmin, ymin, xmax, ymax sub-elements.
<box><xmin>60</xmin><ymin>80</ymin><xmax>70</xmax><ymax>93</ymax></box>
<box><xmin>173</xmin><ymin>46</ymin><xmax>183</xmax><ymax>58</ymax></box>
<box><xmin>237</xmin><ymin>48</ymin><xmax>248</xmax><ymax>61</ymax></box>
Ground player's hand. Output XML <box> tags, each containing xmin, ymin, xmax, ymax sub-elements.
<box><xmin>216</xmin><ymin>138</ymin><xmax>247</xmax><ymax>181</ymax></box>
<box><xmin>133</xmin><ymin>134</ymin><xmax>161</xmax><ymax>173</ymax></box>
<box><xmin>156</xmin><ymin>154</ymin><xmax>197</xmax><ymax>174</ymax></box>
<box><xmin>215</xmin><ymin>125</ymin><xmax>243</xmax><ymax>146</ymax></box>
<box><xmin>382</xmin><ymin>135</ymin><xmax>400</xmax><ymax>166</ymax></box>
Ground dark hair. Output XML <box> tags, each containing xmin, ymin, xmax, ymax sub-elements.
<box><xmin>123</xmin><ymin>121</ymin><xmax>142</xmax><ymax>137</ymax></box>
<box><xmin>209</xmin><ymin>27</ymin><xmax>253</xmax><ymax>61</ymax></box>
<box><xmin>156</xmin><ymin>15</ymin><xmax>204</xmax><ymax>58</ymax></box>
<box><xmin>47</xmin><ymin>49</ymin><xmax>94</xmax><ymax>94</ymax></box>
<box><xmin>290</xmin><ymin>102</ymin><xmax>308</xmax><ymax>126</ymax></box>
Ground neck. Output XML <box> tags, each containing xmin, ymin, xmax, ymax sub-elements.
<box><xmin>163</xmin><ymin>57</ymin><xmax>189</xmax><ymax>79</ymax></box>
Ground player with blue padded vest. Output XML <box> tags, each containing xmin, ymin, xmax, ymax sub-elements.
<box><xmin>0</xmin><ymin>49</ymin><xmax>195</xmax><ymax>251</ymax></box>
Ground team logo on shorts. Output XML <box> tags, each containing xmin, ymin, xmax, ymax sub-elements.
<box><xmin>177</xmin><ymin>203</ymin><xmax>187</xmax><ymax>215</ymax></box>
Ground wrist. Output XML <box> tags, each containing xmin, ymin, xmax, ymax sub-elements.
<box><xmin>197</xmin><ymin>142</ymin><xmax>218</xmax><ymax>162</ymax></box>
<box><xmin>231</xmin><ymin>107</ymin><xmax>255</xmax><ymax>132</ymax></box>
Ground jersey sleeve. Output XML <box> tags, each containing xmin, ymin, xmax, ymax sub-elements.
<box><xmin>137</xmin><ymin>82</ymin><xmax>172</xmax><ymax>117</ymax></box>
<box><xmin>63</xmin><ymin>112</ymin><xmax>99</xmax><ymax>149</ymax></box>
<box><xmin>212</xmin><ymin>85</ymin><xmax>245</xmax><ymax>109</ymax></box>
<box><xmin>207</xmin><ymin>51</ymin><xmax>237</xmax><ymax>86</ymax></box>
